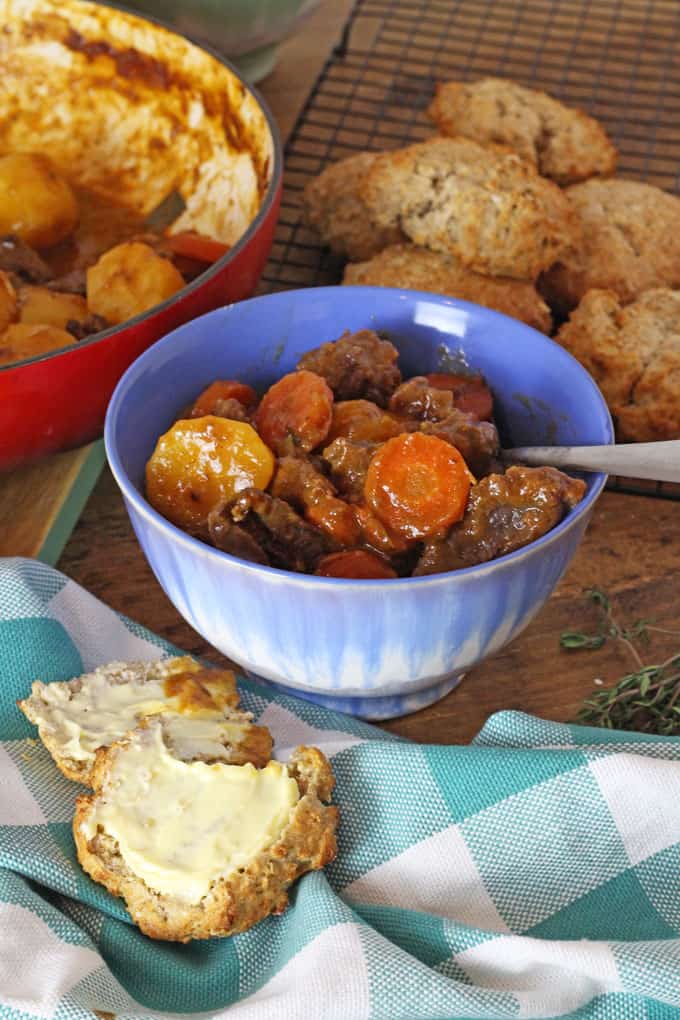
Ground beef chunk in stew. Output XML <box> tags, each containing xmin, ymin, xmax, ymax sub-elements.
<box><xmin>420</xmin><ymin>413</ymin><xmax>500</xmax><ymax>479</ymax></box>
<box><xmin>388</xmin><ymin>376</ymin><xmax>455</xmax><ymax>422</ymax></box>
<box><xmin>322</xmin><ymin>438</ymin><xmax>379</xmax><ymax>503</ymax></box>
<box><xmin>0</xmin><ymin>235</ymin><xmax>52</xmax><ymax>284</ymax></box>
<box><xmin>271</xmin><ymin>455</ymin><xmax>360</xmax><ymax>546</ymax></box>
<box><xmin>207</xmin><ymin>506</ymin><xmax>269</xmax><ymax>565</ymax></box>
<box><xmin>298</xmin><ymin>328</ymin><xmax>401</xmax><ymax>407</ymax></box>
<box><xmin>231</xmin><ymin>488</ymin><xmax>330</xmax><ymax>572</ymax></box>
<box><xmin>414</xmin><ymin>465</ymin><xmax>587</xmax><ymax>575</ymax></box>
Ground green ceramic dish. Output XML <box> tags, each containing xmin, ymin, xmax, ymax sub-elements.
<box><xmin>124</xmin><ymin>0</ymin><xmax>321</xmax><ymax>81</ymax></box>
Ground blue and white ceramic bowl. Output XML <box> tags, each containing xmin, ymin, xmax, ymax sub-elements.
<box><xmin>105</xmin><ymin>287</ymin><xmax>613</xmax><ymax>719</ymax></box>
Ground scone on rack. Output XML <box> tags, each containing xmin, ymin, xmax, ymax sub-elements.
<box><xmin>301</xmin><ymin>150</ymin><xmax>404</xmax><ymax>261</ymax></box>
<box><xmin>359</xmin><ymin>137</ymin><xmax>576</xmax><ymax>280</ymax></box>
<box><xmin>555</xmin><ymin>288</ymin><xmax>680</xmax><ymax>442</ymax></box>
<box><xmin>74</xmin><ymin>718</ymin><xmax>338</xmax><ymax>941</ymax></box>
<box><xmin>541</xmin><ymin>179</ymin><xmax>680</xmax><ymax>314</ymax></box>
<box><xmin>427</xmin><ymin>78</ymin><xmax>617</xmax><ymax>186</ymax></box>
<box><xmin>18</xmin><ymin>656</ymin><xmax>272</xmax><ymax>785</ymax></box>
<box><xmin>344</xmin><ymin>243</ymin><xmax>552</xmax><ymax>332</ymax></box>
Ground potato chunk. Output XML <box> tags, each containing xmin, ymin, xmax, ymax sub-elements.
<box><xmin>87</xmin><ymin>242</ymin><xmax>184</xmax><ymax>326</ymax></box>
<box><xmin>146</xmin><ymin>416</ymin><xmax>275</xmax><ymax>531</ymax></box>
<box><xmin>0</xmin><ymin>271</ymin><xmax>17</xmax><ymax>333</ymax></box>
<box><xmin>0</xmin><ymin>153</ymin><xmax>78</xmax><ymax>248</ymax></box>
<box><xmin>18</xmin><ymin>286</ymin><xmax>88</xmax><ymax>329</ymax></box>
<box><xmin>0</xmin><ymin>323</ymin><xmax>73</xmax><ymax>366</ymax></box>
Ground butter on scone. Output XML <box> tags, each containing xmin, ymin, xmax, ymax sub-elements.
<box><xmin>302</xmin><ymin>150</ymin><xmax>404</xmax><ymax>261</ymax></box>
<box><xmin>74</xmin><ymin>719</ymin><xmax>338</xmax><ymax>941</ymax></box>
<box><xmin>359</xmin><ymin>137</ymin><xmax>576</xmax><ymax>280</ymax></box>
<box><xmin>344</xmin><ymin>243</ymin><xmax>552</xmax><ymax>333</ymax></box>
<box><xmin>427</xmin><ymin>78</ymin><xmax>617</xmax><ymax>186</ymax></box>
<box><xmin>18</xmin><ymin>656</ymin><xmax>272</xmax><ymax>785</ymax></box>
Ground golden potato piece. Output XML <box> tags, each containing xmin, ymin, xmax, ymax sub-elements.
<box><xmin>146</xmin><ymin>416</ymin><xmax>275</xmax><ymax>531</ymax></box>
<box><xmin>0</xmin><ymin>322</ymin><xmax>73</xmax><ymax>366</ymax></box>
<box><xmin>0</xmin><ymin>271</ymin><xmax>17</xmax><ymax>333</ymax></box>
<box><xmin>0</xmin><ymin>153</ymin><xmax>78</xmax><ymax>248</ymax></box>
<box><xmin>19</xmin><ymin>286</ymin><xmax>88</xmax><ymax>329</ymax></box>
<box><xmin>87</xmin><ymin>242</ymin><xmax>185</xmax><ymax>326</ymax></box>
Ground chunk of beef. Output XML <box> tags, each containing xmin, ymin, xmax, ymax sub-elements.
<box><xmin>207</xmin><ymin>506</ymin><xmax>269</xmax><ymax>565</ymax></box>
<box><xmin>65</xmin><ymin>313</ymin><xmax>109</xmax><ymax>341</ymax></box>
<box><xmin>271</xmin><ymin>455</ymin><xmax>360</xmax><ymax>547</ymax></box>
<box><xmin>388</xmin><ymin>376</ymin><xmax>455</xmax><ymax>422</ymax></box>
<box><xmin>420</xmin><ymin>413</ymin><xmax>500</xmax><ymax>478</ymax></box>
<box><xmin>414</xmin><ymin>465</ymin><xmax>587</xmax><ymax>575</ymax></box>
<box><xmin>47</xmin><ymin>269</ymin><xmax>87</xmax><ymax>295</ymax></box>
<box><xmin>0</xmin><ymin>235</ymin><xmax>52</xmax><ymax>284</ymax></box>
<box><xmin>231</xmin><ymin>489</ymin><xmax>330</xmax><ymax>572</ymax></box>
<box><xmin>203</xmin><ymin>397</ymin><xmax>251</xmax><ymax>423</ymax></box>
<box><xmin>298</xmin><ymin>328</ymin><xmax>401</xmax><ymax>406</ymax></box>
<box><xmin>322</xmin><ymin>438</ymin><xmax>379</xmax><ymax>503</ymax></box>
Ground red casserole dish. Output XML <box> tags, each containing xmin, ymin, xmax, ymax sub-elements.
<box><xmin>0</xmin><ymin>0</ymin><xmax>282</xmax><ymax>471</ymax></box>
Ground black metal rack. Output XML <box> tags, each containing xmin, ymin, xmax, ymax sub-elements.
<box><xmin>260</xmin><ymin>0</ymin><xmax>680</xmax><ymax>500</ymax></box>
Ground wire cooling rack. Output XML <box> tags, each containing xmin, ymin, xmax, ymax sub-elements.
<box><xmin>260</xmin><ymin>0</ymin><xmax>680</xmax><ymax>500</ymax></box>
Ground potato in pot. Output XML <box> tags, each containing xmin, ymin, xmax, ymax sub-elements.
<box><xmin>0</xmin><ymin>271</ymin><xmax>17</xmax><ymax>333</ymax></box>
<box><xmin>0</xmin><ymin>153</ymin><xmax>78</xmax><ymax>248</ymax></box>
<box><xmin>87</xmin><ymin>242</ymin><xmax>185</xmax><ymax>326</ymax></box>
<box><xmin>18</xmin><ymin>286</ymin><xmax>88</xmax><ymax>329</ymax></box>
<box><xmin>0</xmin><ymin>323</ymin><xmax>73</xmax><ymax>366</ymax></box>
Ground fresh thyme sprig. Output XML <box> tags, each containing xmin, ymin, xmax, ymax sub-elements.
<box><xmin>560</xmin><ymin>588</ymin><xmax>680</xmax><ymax>735</ymax></box>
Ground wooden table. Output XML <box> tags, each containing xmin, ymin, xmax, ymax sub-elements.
<box><xmin>58</xmin><ymin>0</ymin><xmax>680</xmax><ymax>745</ymax></box>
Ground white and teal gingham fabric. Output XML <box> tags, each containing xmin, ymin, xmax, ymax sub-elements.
<box><xmin>1</xmin><ymin>557</ymin><xmax>679</xmax><ymax>1020</ymax></box>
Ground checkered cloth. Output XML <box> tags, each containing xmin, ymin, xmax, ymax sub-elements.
<box><xmin>1</xmin><ymin>557</ymin><xmax>679</xmax><ymax>1020</ymax></box>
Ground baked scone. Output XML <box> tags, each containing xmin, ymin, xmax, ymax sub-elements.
<box><xmin>301</xmin><ymin>151</ymin><xmax>404</xmax><ymax>261</ymax></box>
<box><xmin>427</xmin><ymin>78</ymin><xmax>617</xmax><ymax>186</ymax></box>
<box><xmin>359</xmin><ymin>137</ymin><xmax>576</xmax><ymax>280</ymax></box>
<box><xmin>18</xmin><ymin>656</ymin><xmax>271</xmax><ymax>785</ymax></box>
<box><xmin>555</xmin><ymin>288</ymin><xmax>680</xmax><ymax>442</ymax></box>
<box><xmin>74</xmin><ymin>719</ymin><xmax>338</xmax><ymax>941</ymax></box>
<box><xmin>541</xmin><ymin>179</ymin><xmax>680</xmax><ymax>314</ymax></box>
<box><xmin>344</xmin><ymin>243</ymin><xmax>552</xmax><ymax>332</ymax></box>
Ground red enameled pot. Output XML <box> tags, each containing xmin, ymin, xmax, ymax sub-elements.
<box><xmin>0</xmin><ymin>0</ymin><xmax>283</xmax><ymax>472</ymax></box>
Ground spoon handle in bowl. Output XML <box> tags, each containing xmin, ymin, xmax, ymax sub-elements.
<box><xmin>501</xmin><ymin>440</ymin><xmax>680</xmax><ymax>483</ymax></box>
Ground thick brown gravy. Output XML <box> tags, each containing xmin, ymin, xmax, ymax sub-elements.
<box><xmin>44</xmin><ymin>186</ymin><xmax>147</xmax><ymax>277</ymax></box>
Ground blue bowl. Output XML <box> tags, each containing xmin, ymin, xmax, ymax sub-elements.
<box><xmin>105</xmin><ymin>287</ymin><xmax>613</xmax><ymax>719</ymax></box>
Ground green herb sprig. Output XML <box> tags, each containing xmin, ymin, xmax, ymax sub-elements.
<box><xmin>561</xmin><ymin>588</ymin><xmax>680</xmax><ymax>735</ymax></box>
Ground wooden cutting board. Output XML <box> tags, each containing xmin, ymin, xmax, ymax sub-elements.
<box><xmin>0</xmin><ymin>441</ymin><xmax>106</xmax><ymax>564</ymax></box>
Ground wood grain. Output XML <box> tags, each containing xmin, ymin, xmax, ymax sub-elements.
<box><xmin>56</xmin><ymin>0</ymin><xmax>680</xmax><ymax>745</ymax></box>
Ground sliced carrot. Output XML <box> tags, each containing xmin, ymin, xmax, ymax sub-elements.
<box><xmin>315</xmin><ymin>549</ymin><xmax>397</xmax><ymax>579</ymax></box>
<box><xmin>191</xmin><ymin>380</ymin><xmax>258</xmax><ymax>417</ymax></box>
<box><xmin>328</xmin><ymin>399</ymin><xmax>403</xmax><ymax>443</ymax></box>
<box><xmin>165</xmin><ymin>231</ymin><xmax>230</xmax><ymax>264</ymax></box>
<box><xmin>425</xmin><ymin>372</ymin><xmax>494</xmax><ymax>421</ymax></box>
<box><xmin>364</xmin><ymin>432</ymin><xmax>471</xmax><ymax>540</ymax></box>
<box><xmin>256</xmin><ymin>369</ymin><xmax>333</xmax><ymax>453</ymax></box>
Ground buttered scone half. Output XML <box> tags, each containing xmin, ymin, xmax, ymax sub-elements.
<box><xmin>74</xmin><ymin>719</ymin><xmax>338</xmax><ymax>941</ymax></box>
<box><xmin>359</xmin><ymin>137</ymin><xmax>576</xmax><ymax>280</ymax></box>
<box><xmin>18</xmin><ymin>656</ymin><xmax>272</xmax><ymax>785</ymax></box>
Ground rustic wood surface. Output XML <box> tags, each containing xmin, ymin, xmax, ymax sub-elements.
<box><xmin>56</xmin><ymin>0</ymin><xmax>680</xmax><ymax>745</ymax></box>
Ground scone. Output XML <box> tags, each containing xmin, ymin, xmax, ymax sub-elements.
<box><xmin>428</xmin><ymin>78</ymin><xmax>617</xmax><ymax>185</ymax></box>
<box><xmin>344</xmin><ymin>243</ymin><xmax>552</xmax><ymax>332</ymax></box>
<box><xmin>18</xmin><ymin>656</ymin><xmax>272</xmax><ymax>785</ymax></box>
<box><xmin>301</xmin><ymin>151</ymin><xmax>404</xmax><ymax>261</ymax></box>
<box><xmin>359</xmin><ymin>137</ymin><xmax>576</xmax><ymax>280</ymax></box>
<box><xmin>541</xmin><ymin>179</ymin><xmax>680</xmax><ymax>314</ymax></box>
<box><xmin>74</xmin><ymin>719</ymin><xmax>338</xmax><ymax>941</ymax></box>
<box><xmin>555</xmin><ymin>288</ymin><xmax>680</xmax><ymax>441</ymax></box>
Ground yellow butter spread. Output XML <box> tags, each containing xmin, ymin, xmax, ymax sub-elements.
<box><xmin>81</xmin><ymin>725</ymin><xmax>300</xmax><ymax>901</ymax></box>
<box><xmin>33</xmin><ymin>659</ymin><xmax>244</xmax><ymax>763</ymax></box>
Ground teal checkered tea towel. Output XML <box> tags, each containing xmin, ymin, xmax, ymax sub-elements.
<box><xmin>1</xmin><ymin>558</ymin><xmax>679</xmax><ymax>1020</ymax></box>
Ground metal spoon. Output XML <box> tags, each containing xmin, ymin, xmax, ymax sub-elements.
<box><xmin>501</xmin><ymin>440</ymin><xmax>680</xmax><ymax>484</ymax></box>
